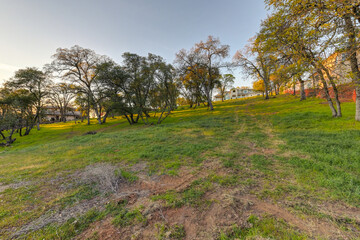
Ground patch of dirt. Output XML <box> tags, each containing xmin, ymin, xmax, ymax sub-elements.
<box><xmin>12</xmin><ymin>154</ymin><xmax>360</xmax><ymax>240</ymax></box>
<box><xmin>240</xmin><ymin>194</ymin><xmax>348</xmax><ymax>239</ymax></box>
<box><xmin>96</xmin><ymin>122</ymin><xmax>126</xmax><ymax>133</ymax></box>
<box><xmin>76</xmin><ymin>217</ymin><xmax>122</xmax><ymax>240</ymax></box>
<box><xmin>320</xmin><ymin>201</ymin><xmax>360</xmax><ymax>222</ymax></box>
<box><xmin>0</xmin><ymin>180</ymin><xmax>32</xmax><ymax>193</ymax></box>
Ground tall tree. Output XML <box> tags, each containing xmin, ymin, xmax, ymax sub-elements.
<box><xmin>262</xmin><ymin>2</ymin><xmax>343</xmax><ymax>116</ymax></box>
<box><xmin>151</xmin><ymin>61</ymin><xmax>179</xmax><ymax>124</ymax></box>
<box><xmin>176</xmin><ymin>36</ymin><xmax>229</xmax><ymax>110</ymax></box>
<box><xmin>49</xmin><ymin>45</ymin><xmax>108</xmax><ymax>125</ymax></box>
<box><xmin>253</xmin><ymin>79</ymin><xmax>265</xmax><ymax>97</ymax></box>
<box><xmin>217</xmin><ymin>74</ymin><xmax>235</xmax><ymax>101</ymax></box>
<box><xmin>233</xmin><ymin>36</ymin><xmax>277</xmax><ymax>100</ymax></box>
<box><xmin>7</xmin><ymin>67</ymin><xmax>48</xmax><ymax>130</ymax></box>
<box><xmin>0</xmin><ymin>87</ymin><xmax>37</xmax><ymax>144</ymax></box>
<box><xmin>47</xmin><ymin>82</ymin><xmax>77</xmax><ymax>122</ymax></box>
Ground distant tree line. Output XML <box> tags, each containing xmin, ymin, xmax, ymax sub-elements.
<box><xmin>0</xmin><ymin>36</ymin><xmax>235</xmax><ymax>146</ymax></box>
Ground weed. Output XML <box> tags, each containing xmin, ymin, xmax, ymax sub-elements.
<box><xmin>156</xmin><ymin>223</ymin><xmax>186</xmax><ymax>240</ymax></box>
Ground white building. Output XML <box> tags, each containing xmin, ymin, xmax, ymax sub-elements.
<box><xmin>43</xmin><ymin>106</ymin><xmax>81</xmax><ymax>122</ymax></box>
<box><xmin>214</xmin><ymin>87</ymin><xmax>261</xmax><ymax>101</ymax></box>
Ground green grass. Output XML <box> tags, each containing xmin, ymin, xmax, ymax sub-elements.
<box><xmin>26</xmin><ymin>208</ymin><xmax>105</xmax><ymax>239</ymax></box>
<box><xmin>152</xmin><ymin>177</ymin><xmax>214</xmax><ymax>208</ymax></box>
<box><xmin>111</xmin><ymin>203</ymin><xmax>146</xmax><ymax>227</ymax></box>
<box><xmin>1</xmin><ymin>94</ymin><xmax>360</xmax><ymax>238</ymax></box>
<box><xmin>218</xmin><ymin>215</ymin><xmax>308</xmax><ymax>240</ymax></box>
<box><xmin>156</xmin><ymin>223</ymin><xmax>186</xmax><ymax>240</ymax></box>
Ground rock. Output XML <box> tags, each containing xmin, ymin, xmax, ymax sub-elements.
<box><xmin>83</xmin><ymin>131</ymin><xmax>97</xmax><ymax>135</ymax></box>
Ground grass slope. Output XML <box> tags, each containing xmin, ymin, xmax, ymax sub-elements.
<box><xmin>1</xmin><ymin>95</ymin><xmax>360</xmax><ymax>239</ymax></box>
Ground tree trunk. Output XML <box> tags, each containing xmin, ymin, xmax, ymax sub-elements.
<box><xmin>329</xmin><ymin>79</ymin><xmax>342</xmax><ymax>117</ymax></box>
<box><xmin>124</xmin><ymin>113</ymin><xmax>132</xmax><ymax>125</ymax></box>
<box><xmin>312</xmin><ymin>75</ymin><xmax>317</xmax><ymax>96</ymax></box>
<box><xmin>344</xmin><ymin>14</ymin><xmax>360</xmax><ymax>121</ymax></box>
<box><xmin>293</xmin><ymin>82</ymin><xmax>296</xmax><ymax>96</ymax></box>
<box><xmin>87</xmin><ymin>99</ymin><xmax>90</xmax><ymax>125</ymax></box>
<box><xmin>130</xmin><ymin>113</ymin><xmax>139</xmax><ymax>124</ymax></box>
<box><xmin>36</xmin><ymin>106</ymin><xmax>40</xmax><ymax>130</ymax></box>
<box><xmin>6</xmin><ymin>128</ymin><xmax>16</xmax><ymax>145</ymax></box>
<box><xmin>299</xmin><ymin>77</ymin><xmax>306</xmax><ymax>101</ymax></box>
<box><xmin>0</xmin><ymin>131</ymin><xmax>5</xmax><ymax>140</ymax></box>
<box><xmin>92</xmin><ymin>104</ymin><xmax>102</xmax><ymax>125</ymax></box>
<box><xmin>130</xmin><ymin>114</ymin><xmax>135</xmax><ymax>124</ymax></box>
<box><xmin>317</xmin><ymin>69</ymin><xmax>338</xmax><ymax>117</ymax></box>
<box><xmin>139</xmin><ymin>111</ymin><xmax>149</xmax><ymax>125</ymax></box>
<box><xmin>320</xmin><ymin>63</ymin><xmax>342</xmax><ymax>117</ymax></box>
<box><xmin>157</xmin><ymin>108</ymin><xmax>171</xmax><ymax>124</ymax></box>
<box><xmin>264</xmin><ymin>80</ymin><xmax>269</xmax><ymax>99</ymax></box>
<box><xmin>24</xmin><ymin>126</ymin><xmax>32</xmax><ymax>136</ymax></box>
<box><xmin>208</xmin><ymin>99</ymin><xmax>214</xmax><ymax>110</ymax></box>
<box><xmin>102</xmin><ymin>110</ymin><xmax>111</xmax><ymax>124</ymax></box>
<box><xmin>102</xmin><ymin>112</ymin><xmax>109</xmax><ymax>124</ymax></box>
<box><xmin>144</xmin><ymin>111</ymin><xmax>150</xmax><ymax>118</ymax></box>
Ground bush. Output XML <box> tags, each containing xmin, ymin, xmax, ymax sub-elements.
<box><xmin>82</xmin><ymin>163</ymin><xmax>124</xmax><ymax>193</ymax></box>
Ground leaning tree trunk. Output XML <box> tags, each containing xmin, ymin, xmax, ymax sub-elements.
<box><xmin>93</xmin><ymin>104</ymin><xmax>102</xmax><ymax>125</ymax></box>
<box><xmin>123</xmin><ymin>113</ymin><xmax>133</xmax><ymax>125</ymax></box>
<box><xmin>321</xmin><ymin>64</ymin><xmax>342</xmax><ymax>117</ymax></box>
<box><xmin>317</xmin><ymin>69</ymin><xmax>338</xmax><ymax>117</ymax></box>
<box><xmin>0</xmin><ymin>131</ymin><xmax>5</xmax><ymax>140</ymax></box>
<box><xmin>299</xmin><ymin>77</ymin><xmax>306</xmax><ymax>101</ymax></box>
<box><xmin>328</xmin><ymin>79</ymin><xmax>342</xmax><ymax>117</ymax></box>
<box><xmin>102</xmin><ymin>110</ymin><xmax>111</xmax><ymax>124</ymax></box>
<box><xmin>24</xmin><ymin>125</ymin><xmax>33</xmax><ymax>136</ymax></box>
<box><xmin>36</xmin><ymin>107</ymin><xmax>40</xmax><ymax>131</ymax></box>
<box><xmin>344</xmin><ymin>14</ymin><xmax>360</xmax><ymax>121</ymax></box>
<box><xmin>1</xmin><ymin>128</ymin><xmax>17</xmax><ymax>146</ymax></box>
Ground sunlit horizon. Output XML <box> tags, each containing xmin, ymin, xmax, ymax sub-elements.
<box><xmin>0</xmin><ymin>0</ymin><xmax>267</xmax><ymax>87</ymax></box>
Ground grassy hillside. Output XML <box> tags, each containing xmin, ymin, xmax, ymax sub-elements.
<box><xmin>1</xmin><ymin>95</ymin><xmax>360</xmax><ymax>239</ymax></box>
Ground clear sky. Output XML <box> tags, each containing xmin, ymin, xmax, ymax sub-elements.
<box><xmin>0</xmin><ymin>0</ymin><xmax>268</xmax><ymax>87</ymax></box>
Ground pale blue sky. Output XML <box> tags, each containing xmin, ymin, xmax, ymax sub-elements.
<box><xmin>0</xmin><ymin>0</ymin><xmax>268</xmax><ymax>86</ymax></box>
